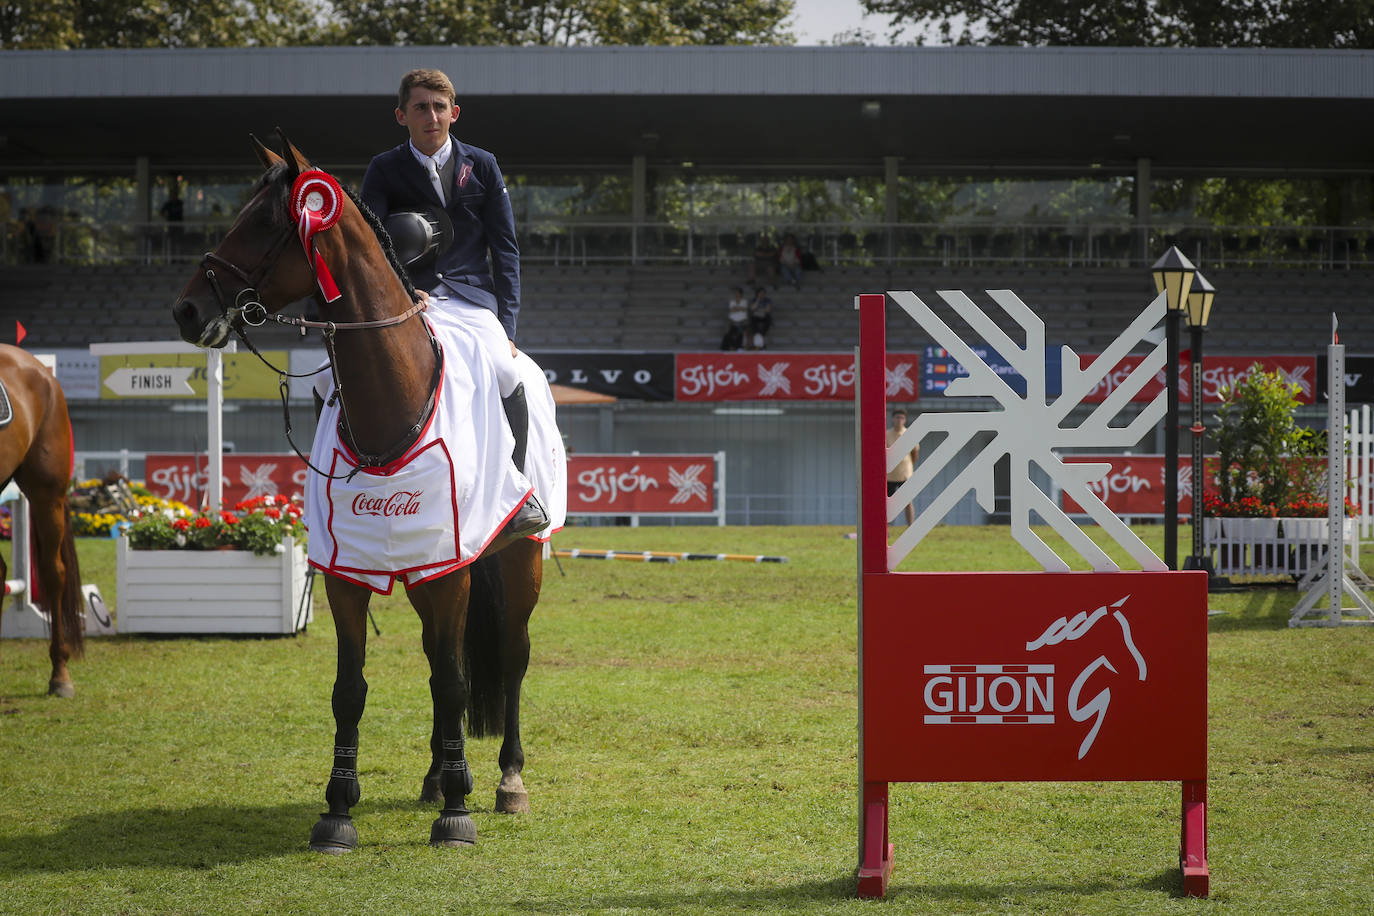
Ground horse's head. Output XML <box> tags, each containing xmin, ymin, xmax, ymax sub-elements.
<box><xmin>172</xmin><ymin>132</ymin><xmax>325</xmax><ymax>348</ymax></box>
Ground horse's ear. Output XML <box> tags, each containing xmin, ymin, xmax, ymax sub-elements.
<box><xmin>275</xmin><ymin>127</ymin><xmax>309</xmax><ymax>178</ymax></box>
<box><xmin>251</xmin><ymin>133</ymin><xmax>283</xmax><ymax>169</ymax></box>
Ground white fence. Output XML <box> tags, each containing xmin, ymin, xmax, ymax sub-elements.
<box><xmin>1205</xmin><ymin>517</ymin><xmax>1356</xmax><ymax>578</ymax></box>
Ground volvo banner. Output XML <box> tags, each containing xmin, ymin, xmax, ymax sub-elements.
<box><xmin>532</xmin><ymin>351</ymin><xmax>675</xmax><ymax>401</ymax></box>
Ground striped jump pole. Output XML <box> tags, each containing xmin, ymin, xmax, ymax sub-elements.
<box><xmin>553</xmin><ymin>549</ymin><xmax>788</xmax><ymax>564</ymax></box>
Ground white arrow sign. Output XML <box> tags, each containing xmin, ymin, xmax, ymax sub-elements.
<box><xmin>103</xmin><ymin>366</ymin><xmax>196</xmax><ymax>396</ymax></box>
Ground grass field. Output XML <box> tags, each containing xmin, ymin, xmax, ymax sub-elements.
<box><xmin>1</xmin><ymin>524</ymin><xmax>1372</xmax><ymax>915</ymax></box>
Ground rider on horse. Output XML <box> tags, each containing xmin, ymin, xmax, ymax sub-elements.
<box><xmin>362</xmin><ymin>67</ymin><xmax>548</xmax><ymax>541</ymax></box>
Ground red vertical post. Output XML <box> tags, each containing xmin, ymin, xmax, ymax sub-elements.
<box><xmin>858</xmin><ymin>293</ymin><xmax>889</xmax><ymax>576</ymax></box>
<box><xmin>856</xmin><ymin>292</ymin><xmax>893</xmax><ymax>898</ymax></box>
<box><xmin>1181</xmin><ymin>778</ymin><xmax>1209</xmax><ymax>897</ymax></box>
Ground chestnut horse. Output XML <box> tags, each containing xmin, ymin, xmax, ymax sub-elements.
<box><xmin>0</xmin><ymin>344</ymin><xmax>85</xmax><ymax>697</ymax></box>
<box><xmin>171</xmin><ymin>134</ymin><xmax>541</xmax><ymax>852</ymax></box>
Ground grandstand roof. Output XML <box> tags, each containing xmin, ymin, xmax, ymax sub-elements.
<box><xmin>1</xmin><ymin>45</ymin><xmax>1372</xmax><ymax>173</ymax></box>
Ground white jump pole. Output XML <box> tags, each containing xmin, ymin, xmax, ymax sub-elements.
<box><xmin>1291</xmin><ymin>316</ymin><xmax>1374</xmax><ymax>626</ymax></box>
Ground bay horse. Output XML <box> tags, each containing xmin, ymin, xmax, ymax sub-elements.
<box><xmin>0</xmin><ymin>344</ymin><xmax>85</xmax><ymax>697</ymax></box>
<box><xmin>170</xmin><ymin>133</ymin><xmax>542</xmax><ymax>852</ymax></box>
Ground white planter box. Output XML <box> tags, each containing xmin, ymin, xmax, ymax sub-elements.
<box><xmin>116</xmin><ymin>536</ymin><xmax>310</xmax><ymax>635</ymax></box>
<box><xmin>1205</xmin><ymin>517</ymin><xmax>1355</xmax><ymax>577</ymax></box>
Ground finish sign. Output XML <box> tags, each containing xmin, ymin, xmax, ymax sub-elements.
<box><xmin>103</xmin><ymin>366</ymin><xmax>196</xmax><ymax>396</ymax></box>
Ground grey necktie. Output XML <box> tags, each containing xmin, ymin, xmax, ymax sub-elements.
<box><xmin>425</xmin><ymin>158</ymin><xmax>445</xmax><ymax>205</ymax></box>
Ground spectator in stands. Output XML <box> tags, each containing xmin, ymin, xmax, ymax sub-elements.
<box><xmin>159</xmin><ymin>179</ymin><xmax>185</xmax><ymax>256</ymax></box>
<box><xmin>778</xmin><ymin>233</ymin><xmax>803</xmax><ymax>289</ymax></box>
<box><xmin>722</xmin><ymin>286</ymin><xmax>749</xmax><ymax>351</ymax></box>
<box><xmin>749</xmin><ymin>234</ymin><xmax>778</xmax><ymax>285</ymax></box>
<box><xmin>886</xmin><ymin>407</ymin><xmax>919</xmax><ymax>526</ymax></box>
<box><xmin>159</xmin><ymin>182</ymin><xmax>184</xmax><ymax>225</ymax></box>
<box><xmin>361</xmin><ymin>66</ymin><xmax>546</xmax><ymax>539</ymax></box>
<box><xmin>748</xmin><ymin>286</ymin><xmax>773</xmax><ymax>350</ymax></box>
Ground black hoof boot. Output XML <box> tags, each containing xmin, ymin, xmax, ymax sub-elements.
<box><xmin>429</xmin><ymin>807</ymin><xmax>476</xmax><ymax>847</ymax></box>
<box><xmin>310</xmin><ymin>813</ymin><xmax>358</xmax><ymax>854</ymax></box>
<box><xmin>419</xmin><ymin>775</ymin><xmax>444</xmax><ymax>806</ymax></box>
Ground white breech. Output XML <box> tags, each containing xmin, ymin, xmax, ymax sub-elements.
<box><xmin>426</xmin><ymin>294</ymin><xmax>519</xmax><ymax>398</ymax></box>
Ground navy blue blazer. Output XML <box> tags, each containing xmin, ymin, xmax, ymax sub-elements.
<box><xmin>361</xmin><ymin>137</ymin><xmax>522</xmax><ymax>341</ymax></box>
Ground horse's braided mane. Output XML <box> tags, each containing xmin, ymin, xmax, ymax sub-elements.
<box><xmin>341</xmin><ymin>182</ymin><xmax>419</xmax><ymax>302</ymax></box>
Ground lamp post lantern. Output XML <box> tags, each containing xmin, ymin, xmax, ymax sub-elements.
<box><xmin>1151</xmin><ymin>246</ymin><xmax>1196</xmax><ymax>571</ymax></box>
<box><xmin>1183</xmin><ymin>271</ymin><xmax>1215</xmax><ymax>575</ymax></box>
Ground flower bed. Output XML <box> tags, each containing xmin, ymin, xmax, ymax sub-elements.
<box><xmin>127</xmin><ymin>494</ymin><xmax>305</xmax><ymax>556</ymax></box>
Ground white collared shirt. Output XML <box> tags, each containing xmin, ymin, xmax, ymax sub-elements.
<box><xmin>409</xmin><ymin>137</ymin><xmax>453</xmax><ymax>173</ymax></box>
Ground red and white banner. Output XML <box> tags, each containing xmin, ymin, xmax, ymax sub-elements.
<box><xmin>1082</xmin><ymin>354</ymin><xmax>1316</xmax><ymax>405</ymax></box>
<box><xmin>568</xmin><ymin>453</ymin><xmax>718</xmax><ymax>515</ymax></box>
<box><xmin>675</xmin><ymin>352</ymin><xmax>921</xmax><ymax>402</ymax></box>
<box><xmin>1060</xmin><ymin>455</ymin><xmax>1194</xmax><ymax>518</ymax></box>
<box><xmin>144</xmin><ymin>453</ymin><xmax>308</xmax><ymax>509</ymax></box>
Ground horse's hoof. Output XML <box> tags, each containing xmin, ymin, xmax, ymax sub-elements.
<box><xmin>419</xmin><ymin>776</ymin><xmax>444</xmax><ymax>806</ymax></box>
<box><xmin>429</xmin><ymin>808</ymin><xmax>476</xmax><ymax>847</ymax></box>
<box><xmin>495</xmin><ymin>772</ymin><xmax>529</xmax><ymax>814</ymax></box>
<box><xmin>47</xmin><ymin>680</ymin><xmax>74</xmax><ymax>699</ymax></box>
<box><xmin>309</xmin><ymin>813</ymin><xmax>357</xmax><ymax>854</ymax></box>
<box><xmin>495</xmin><ymin>787</ymin><xmax>529</xmax><ymax>814</ymax></box>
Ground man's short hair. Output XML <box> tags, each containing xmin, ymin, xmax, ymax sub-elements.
<box><xmin>398</xmin><ymin>69</ymin><xmax>456</xmax><ymax>109</ymax></box>
<box><xmin>891</xmin><ymin>408</ymin><xmax>906</xmax><ymax>417</ymax></box>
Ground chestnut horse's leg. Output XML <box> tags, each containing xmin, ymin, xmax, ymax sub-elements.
<box><xmin>308</xmin><ymin>575</ymin><xmax>373</xmax><ymax>854</ymax></box>
<box><xmin>27</xmin><ymin>487</ymin><xmax>75</xmax><ymax>698</ymax></box>
<box><xmin>410</xmin><ymin>569</ymin><xmax>477</xmax><ymax>847</ymax></box>
<box><xmin>493</xmin><ymin>539</ymin><xmax>542</xmax><ymax>814</ymax></box>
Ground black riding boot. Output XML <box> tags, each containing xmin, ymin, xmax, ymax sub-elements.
<box><xmin>500</xmin><ymin>384</ymin><xmax>549</xmax><ymax>538</ymax></box>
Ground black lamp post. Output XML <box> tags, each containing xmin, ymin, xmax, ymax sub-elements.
<box><xmin>1152</xmin><ymin>247</ymin><xmax>1196</xmax><ymax>571</ymax></box>
<box><xmin>1183</xmin><ymin>271</ymin><xmax>1216</xmax><ymax>575</ymax></box>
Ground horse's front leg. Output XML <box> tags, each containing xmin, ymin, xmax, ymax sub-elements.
<box><xmin>309</xmin><ymin>576</ymin><xmax>372</xmax><ymax>854</ymax></box>
<box><xmin>494</xmin><ymin>540</ymin><xmax>542</xmax><ymax>813</ymax></box>
<box><xmin>412</xmin><ymin>572</ymin><xmax>476</xmax><ymax>847</ymax></box>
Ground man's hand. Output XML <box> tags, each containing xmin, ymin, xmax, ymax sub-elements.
<box><xmin>509</xmin><ymin>339</ymin><xmax>519</xmax><ymax>358</ymax></box>
<box><xmin>413</xmin><ymin>289</ymin><xmax>432</xmax><ymax>307</ymax></box>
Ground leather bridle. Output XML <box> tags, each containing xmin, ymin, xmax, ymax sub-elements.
<box><xmin>195</xmin><ymin>187</ymin><xmax>438</xmax><ymax>477</ymax></box>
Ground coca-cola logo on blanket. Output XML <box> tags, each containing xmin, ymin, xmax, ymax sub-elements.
<box><xmin>351</xmin><ymin>491</ymin><xmax>424</xmax><ymax>517</ymax></box>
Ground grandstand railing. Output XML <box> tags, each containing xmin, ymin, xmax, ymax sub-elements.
<box><xmin>6</xmin><ymin>218</ymin><xmax>1373</xmax><ymax>271</ymax></box>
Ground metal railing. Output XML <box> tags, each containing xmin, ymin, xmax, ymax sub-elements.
<box><xmin>6</xmin><ymin>217</ymin><xmax>1373</xmax><ymax>271</ymax></box>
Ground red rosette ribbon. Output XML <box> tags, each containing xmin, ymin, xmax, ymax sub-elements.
<box><xmin>290</xmin><ymin>170</ymin><xmax>344</xmax><ymax>302</ymax></box>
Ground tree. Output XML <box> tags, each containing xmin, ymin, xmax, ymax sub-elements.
<box><xmin>1</xmin><ymin>0</ymin><xmax>331</xmax><ymax>48</ymax></box>
<box><xmin>3</xmin><ymin>0</ymin><xmax>795</xmax><ymax>49</ymax></box>
<box><xmin>327</xmin><ymin>0</ymin><xmax>796</xmax><ymax>47</ymax></box>
<box><xmin>861</xmin><ymin>0</ymin><xmax>1374</xmax><ymax>48</ymax></box>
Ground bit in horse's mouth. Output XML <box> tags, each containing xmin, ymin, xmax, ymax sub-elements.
<box><xmin>198</xmin><ymin>317</ymin><xmax>232</xmax><ymax>349</ymax></box>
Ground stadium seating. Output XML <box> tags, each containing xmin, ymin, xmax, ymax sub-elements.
<box><xmin>4</xmin><ymin>260</ymin><xmax>1371</xmax><ymax>357</ymax></box>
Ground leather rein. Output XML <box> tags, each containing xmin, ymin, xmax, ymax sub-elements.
<box><xmin>198</xmin><ymin>218</ymin><xmax>440</xmax><ymax>477</ymax></box>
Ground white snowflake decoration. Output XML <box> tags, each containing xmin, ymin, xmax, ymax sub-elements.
<box><xmin>886</xmin><ymin>362</ymin><xmax>916</xmax><ymax>397</ymax></box>
<box><xmin>886</xmin><ymin>289</ymin><xmax>1169</xmax><ymax>573</ymax></box>
<box><xmin>668</xmin><ymin>464</ymin><xmax>708</xmax><ymax>504</ymax></box>
<box><xmin>757</xmin><ymin>362</ymin><xmax>791</xmax><ymax>396</ymax></box>
<box><xmin>240</xmin><ymin>462</ymin><xmax>281</xmax><ymax>500</ymax></box>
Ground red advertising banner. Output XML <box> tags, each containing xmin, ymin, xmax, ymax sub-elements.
<box><xmin>567</xmin><ymin>453</ymin><xmax>718</xmax><ymax>515</ymax></box>
<box><xmin>1082</xmin><ymin>354</ymin><xmax>1316</xmax><ymax>405</ymax></box>
<box><xmin>1060</xmin><ymin>454</ymin><xmax>1194</xmax><ymax>518</ymax></box>
<box><xmin>144</xmin><ymin>453</ymin><xmax>309</xmax><ymax>508</ymax></box>
<box><xmin>674</xmin><ymin>352</ymin><xmax>921</xmax><ymax>402</ymax></box>
<box><xmin>862</xmin><ymin>571</ymin><xmax>1207</xmax><ymax>783</ymax></box>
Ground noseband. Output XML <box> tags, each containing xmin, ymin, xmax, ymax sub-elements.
<box><xmin>199</xmin><ymin>223</ymin><xmax>297</xmax><ymax>329</ymax></box>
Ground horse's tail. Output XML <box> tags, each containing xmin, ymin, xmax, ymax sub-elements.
<box><xmin>462</xmin><ymin>555</ymin><xmax>506</xmax><ymax>738</ymax></box>
<box><xmin>55</xmin><ymin>503</ymin><xmax>85</xmax><ymax>659</ymax></box>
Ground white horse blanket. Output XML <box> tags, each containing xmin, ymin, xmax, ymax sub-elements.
<box><xmin>305</xmin><ymin>315</ymin><xmax>566</xmax><ymax>594</ymax></box>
